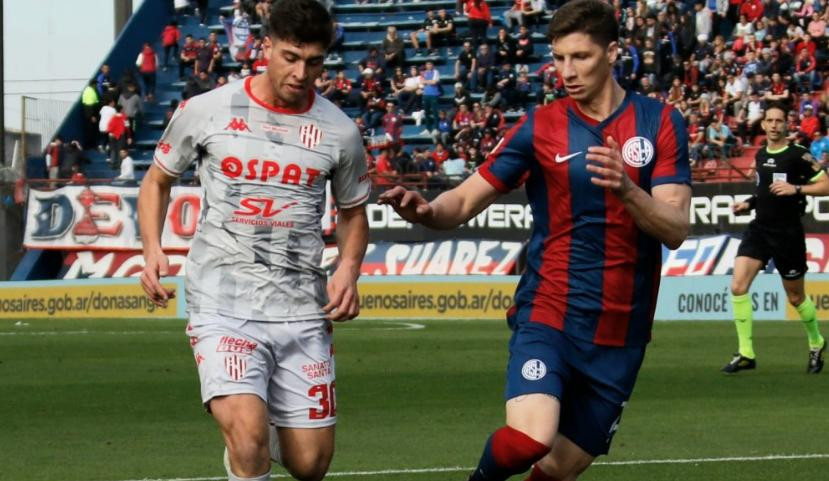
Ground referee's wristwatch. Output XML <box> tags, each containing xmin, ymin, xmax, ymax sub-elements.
<box><xmin>795</xmin><ymin>185</ymin><xmax>802</xmax><ymax>195</ymax></box>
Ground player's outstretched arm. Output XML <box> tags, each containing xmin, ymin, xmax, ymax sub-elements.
<box><xmin>138</xmin><ymin>165</ymin><xmax>177</xmax><ymax>307</ymax></box>
<box><xmin>377</xmin><ymin>172</ymin><xmax>500</xmax><ymax>230</ymax></box>
<box><xmin>586</xmin><ymin>137</ymin><xmax>691</xmax><ymax>249</ymax></box>
<box><xmin>324</xmin><ymin>204</ymin><xmax>369</xmax><ymax>322</ymax></box>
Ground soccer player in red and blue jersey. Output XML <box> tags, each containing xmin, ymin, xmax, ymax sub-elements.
<box><xmin>379</xmin><ymin>1</ymin><xmax>691</xmax><ymax>479</ymax></box>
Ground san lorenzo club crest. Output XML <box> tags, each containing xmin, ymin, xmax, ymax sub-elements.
<box><xmin>521</xmin><ymin>359</ymin><xmax>547</xmax><ymax>381</ymax></box>
<box><xmin>622</xmin><ymin>136</ymin><xmax>654</xmax><ymax>168</ymax></box>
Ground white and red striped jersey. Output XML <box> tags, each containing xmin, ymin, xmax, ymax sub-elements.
<box><xmin>154</xmin><ymin>76</ymin><xmax>370</xmax><ymax>322</ymax></box>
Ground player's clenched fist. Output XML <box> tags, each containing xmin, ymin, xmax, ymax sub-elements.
<box><xmin>377</xmin><ymin>186</ymin><xmax>433</xmax><ymax>224</ymax></box>
<box><xmin>140</xmin><ymin>249</ymin><xmax>176</xmax><ymax>308</ymax></box>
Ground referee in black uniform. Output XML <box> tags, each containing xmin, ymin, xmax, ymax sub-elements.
<box><xmin>723</xmin><ymin>103</ymin><xmax>829</xmax><ymax>374</ymax></box>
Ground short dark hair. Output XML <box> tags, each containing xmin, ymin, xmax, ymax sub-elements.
<box><xmin>548</xmin><ymin>0</ymin><xmax>618</xmax><ymax>47</ymax></box>
<box><xmin>765</xmin><ymin>102</ymin><xmax>787</xmax><ymax>118</ymax></box>
<box><xmin>268</xmin><ymin>0</ymin><xmax>334</xmax><ymax>48</ymax></box>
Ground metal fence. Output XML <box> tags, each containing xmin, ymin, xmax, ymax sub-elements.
<box><xmin>21</xmin><ymin>96</ymin><xmax>74</xmax><ymax>157</ymax></box>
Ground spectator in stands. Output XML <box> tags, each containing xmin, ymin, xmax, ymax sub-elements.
<box><xmin>180</xmin><ymin>34</ymin><xmax>199</xmax><ymax>80</ymax></box>
<box><xmin>115</xmin><ymin>148</ymin><xmax>135</xmax><ymax>182</ymax></box>
<box><xmin>382</xmin><ymin>26</ymin><xmax>405</xmax><ymax>71</ymax></box>
<box><xmin>474</xmin><ymin>43</ymin><xmax>495</xmax><ymax>92</ymax></box>
<box><xmin>452</xmin><ymin>103</ymin><xmax>474</xmax><ymax>142</ymax></box>
<box><xmin>195</xmin><ymin>0</ymin><xmax>208</xmax><ymax>25</ymax></box>
<box><xmin>207</xmin><ymin>31</ymin><xmax>224</xmax><ymax>74</ymax></box>
<box><xmin>329</xmin><ymin>20</ymin><xmax>345</xmax><ymax>61</ymax></box>
<box><xmin>358</xmin><ymin>47</ymin><xmax>387</xmax><ymax>83</ymax></box>
<box><xmin>373</xmin><ymin>147</ymin><xmax>398</xmax><ymax>185</ymax></box>
<box><xmin>455</xmin><ymin>41</ymin><xmax>478</xmax><ymax>91</ymax></box>
<box><xmin>410</xmin><ymin>10</ymin><xmax>436</xmax><ymax>56</ymax></box>
<box><xmin>466</xmin><ymin>144</ymin><xmax>485</xmax><ymax>168</ymax></box>
<box><xmin>811</xmin><ymin>128</ymin><xmax>829</xmax><ymax>164</ymax></box>
<box><xmin>442</xmin><ymin>152</ymin><xmax>468</xmax><ymax>178</ymax></box>
<box><xmin>315</xmin><ymin>69</ymin><xmax>335</xmax><ymax>98</ymax></box>
<box><xmin>521</xmin><ymin>0</ymin><xmax>547</xmax><ymax>31</ymax></box>
<box><xmin>252</xmin><ymin>49</ymin><xmax>269</xmax><ymax>73</ymax></box>
<box><xmin>464</xmin><ymin>0</ymin><xmax>492</xmax><ymax>49</ymax></box>
<box><xmin>503</xmin><ymin>0</ymin><xmax>527</xmax><ymax>32</ymax></box>
<box><xmin>136</xmin><ymin>42</ymin><xmax>158</xmax><ymax>102</ymax></box>
<box><xmin>451</xmin><ymin>81</ymin><xmax>471</xmax><ymax>118</ymax></box>
<box><xmin>420</xmin><ymin>61</ymin><xmax>442</xmax><ymax>136</ymax></box>
<box><xmin>45</xmin><ymin>137</ymin><xmax>63</xmax><ymax>180</ymax></box>
<box><xmin>81</xmin><ymin>80</ymin><xmax>100</xmax><ymax>149</ymax></box>
<box><xmin>514</xmin><ymin>25</ymin><xmax>534</xmax><ymax>72</ymax></box>
<box><xmin>515</xmin><ymin>71</ymin><xmax>531</xmax><ymax>109</ymax></box>
<box><xmin>429</xmin><ymin>9</ymin><xmax>455</xmax><ymax>55</ymax></box>
<box><xmin>494</xmin><ymin>63</ymin><xmax>517</xmax><ymax>110</ymax></box>
<box><xmin>107</xmin><ymin>105</ymin><xmax>129</xmax><ymax>168</ymax></box>
<box><xmin>96</xmin><ymin>64</ymin><xmax>114</xmax><ymax>97</ymax></box>
<box><xmin>381</xmin><ymin>101</ymin><xmax>403</xmax><ymax>147</ymax></box>
<box><xmin>60</xmin><ymin>140</ymin><xmax>85</xmax><ymax>179</ymax></box>
<box><xmin>706</xmin><ymin>115</ymin><xmax>736</xmax><ymax>160</ymax></box>
<box><xmin>687</xmin><ymin>112</ymin><xmax>705</xmax><ymax>166</ymax></box>
<box><xmin>800</xmin><ymin>104</ymin><xmax>821</xmax><ymax>142</ymax></box>
<box><xmin>793</xmin><ymin>47</ymin><xmax>817</xmax><ymax>92</ymax></box>
<box><xmin>331</xmin><ymin>69</ymin><xmax>353</xmax><ymax>107</ymax></box>
<box><xmin>431</xmin><ymin>142</ymin><xmax>449</xmax><ymax>169</ymax></box>
<box><xmin>194</xmin><ymin>37</ymin><xmax>212</xmax><ymax>75</ymax></box>
<box><xmin>436</xmin><ymin>110</ymin><xmax>452</xmax><ymax>146</ymax></box>
<box><xmin>736</xmin><ymin>91</ymin><xmax>765</xmax><ymax>143</ymax></box>
<box><xmin>118</xmin><ymin>83</ymin><xmax>143</xmax><ymax>138</ymax></box>
<box><xmin>161</xmin><ymin>20</ymin><xmax>181</xmax><ymax>70</ymax></box>
<box><xmin>495</xmin><ymin>28</ymin><xmax>516</xmax><ymax>65</ymax></box>
<box><xmin>98</xmin><ymin>96</ymin><xmax>117</xmax><ymax>153</ymax></box>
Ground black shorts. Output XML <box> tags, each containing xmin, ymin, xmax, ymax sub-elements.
<box><xmin>736</xmin><ymin>221</ymin><xmax>807</xmax><ymax>280</ymax></box>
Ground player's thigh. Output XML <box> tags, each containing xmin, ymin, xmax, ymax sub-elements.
<box><xmin>267</xmin><ymin>319</ymin><xmax>336</xmax><ymax>429</ymax></box>
<box><xmin>557</xmin><ymin>340</ymin><xmax>645</xmax><ymax>458</ymax></box>
<box><xmin>732</xmin><ymin>255</ymin><xmax>765</xmax><ymax>295</ymax></box>
<box><xmin>210</xmin><ymin>393</ymin><xmax>269</xmax><ymax>446</ymax></box>
<box><xmin>770</xmin><ymin>228</ymin><xmax>807</xmax><ymax>285</ymax></box>
<box><xmin>504</xmin><ymin>321</ymin><xmax>570</xmax><ymax>444</ymax></box>
<box><xmin>187</xmin><ymin>313</ymin><xmax>274</xmax><ymax>409</ymax></box>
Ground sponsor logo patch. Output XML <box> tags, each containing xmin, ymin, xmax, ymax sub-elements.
<box><xmin>216</xmin><ymin>336</ymin><xmax>258</xmax><ymax>354</ymax></box>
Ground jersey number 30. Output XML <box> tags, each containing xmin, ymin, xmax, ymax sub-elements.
<box><xmin>308</xmin><ymin>382</ymin><xmax>336</xmax><ymax>419</ymax></box>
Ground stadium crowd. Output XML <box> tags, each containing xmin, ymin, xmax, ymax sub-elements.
<box><xmin>54</xmin><ymin>0</ymin><xmax>829</xmax><ymax>188</ymax></box>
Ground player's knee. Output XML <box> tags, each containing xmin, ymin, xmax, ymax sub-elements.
<box><xmin>492</xmin><ymin>426</ymin><xmax>551</xmax><ymax>472</ymax></box>
<box><xmin>223</xmin><ymin>426</ymin><xmax>269</xmax><ymax>474</ymax></box>
<box><xmin>283</xmin><ymin>447</ymin><xmax>333</xmax><ymax>481</ymax></box>
<box><xmin>730</xmin><ymin>281</ymin><xmax>749</xmax><ymax>297</ymax></box>
<box><xmin>535</xmin><ymin>454</ymin><xmax>590</xmax><ymax>481</ymax></box>
<box><xmin>787</xmin><ymin>291</ymin><xmax>805</xmax><ymax>307</ymax></box>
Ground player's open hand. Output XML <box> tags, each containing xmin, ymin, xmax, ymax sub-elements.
<box><xmin>769</xmin><ymin>181</ymin><xmax>796</xmax><ymax>196</ymax></box>
<box><xmin>377</xmin><ymin>186</ymin><xmax>432</xmax><ymax>224</ymax></box>
<box><xmin>586</xmin><ymin>136</ymin><xmax>634</xmax><ymax>198</ymax></box>
<box><xmin>140</xmin><ymin>248</ymin><xmax>176</xmax><ymax>308</ymax></box>
<box><xmin>323</xmin><ymin>266</ymin><xmax>360</xmax><ymax>322</ymax></box>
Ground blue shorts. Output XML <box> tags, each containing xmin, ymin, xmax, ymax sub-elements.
<box><xmin>505</xmin><ymin>321</ymin><xmax>646</xmax><ymax>456</ymax></box>
<box><xmin>415</xmin><ymin>31</ymin><xmax>428</xmax><ymax>43</ymax></box>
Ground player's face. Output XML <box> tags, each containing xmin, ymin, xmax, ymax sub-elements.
<box><xmin>263</xmin><ymin>36</ymin><xmax>326</xmax><ymax>109</ymax></box>
<box><xmin>552</xmin><ymin>32</ymin><xmax>617</xmax><ymax>103</ymax></box>
<box><xmin>762</xmin><ymin>108</ymin><xmax>787</xmax><ymax>142</ymax></box>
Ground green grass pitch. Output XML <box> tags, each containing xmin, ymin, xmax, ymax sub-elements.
<box><xmin>1</xmin><ymin>317</ymin><xmax>827</xmax><ymax>481</ymax></box>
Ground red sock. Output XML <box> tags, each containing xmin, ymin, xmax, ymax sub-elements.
<box><xmin>491</xmin><ymin>426</ymin><xmax>550</xmax><ymax>471</ymax></box>
<box><xmin>525</xmin><ymin>464</ymin><xmax>558</xmax><ymax>481</ymax></box>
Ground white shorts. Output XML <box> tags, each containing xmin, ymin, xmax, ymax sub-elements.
<box><xmin>187</xmin><ymin>312</ymin><xmax>336</xmax><ymax>428</ymax></box>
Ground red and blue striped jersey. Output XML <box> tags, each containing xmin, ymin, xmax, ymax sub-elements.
<box><xmin>479</xmin><ymin>92</ymin><xmax>690</xmax><ymax>347</ymax></box>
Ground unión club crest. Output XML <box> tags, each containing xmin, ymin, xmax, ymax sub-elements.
<box><xmin>299</xmin><ymin>123</ymin><xmax>322</xmax><ymax>150</ymax></box>
<box><xmin>224</xmin><ymin>354</ymin><xmax>248</xmax><ymax>381</ymax></box>
<box><xmin>622</xmin><ymin>136</ymin><xmax>654</xmax><ymax>168</ymax></box>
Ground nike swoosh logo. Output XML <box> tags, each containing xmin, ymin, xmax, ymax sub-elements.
<box><xmin>555</xmin><ymin>151</ymin><xmax>582</xmax><ymax>163</ymax></box>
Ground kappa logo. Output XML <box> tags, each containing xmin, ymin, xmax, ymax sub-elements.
<box><xmin>622</xmin><ymin>136</ymin><xmax>654</xmax><ymax>168</ymax></box>
<box><xmin>299</xmin><ymin>123</ymin><xmax>323</xmax><ymax>150</ymax></box>
<box><xmin>158</xmin><ymin>141</ymin><xmax>172</xmax><ymax>154</ymax></box>
<box><xmin>225</xmin><ymin>117</ymin><xmax>252</xmax><ymax>132</ymax></box>
<box><xmin>555</xmin><ymin>151</ymin><xmax>582</xmax><ymax>163</ymax></box>
<box><xmin>521</xmin><ymin>359</ymin><xmax>547</xmax><ymax>381</ymax></box>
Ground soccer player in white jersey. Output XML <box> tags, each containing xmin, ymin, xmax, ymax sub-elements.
<box><xmin>137</xmin><ymin>1</ymin><xmax>370</xmax><ymax>480</ymax></box>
